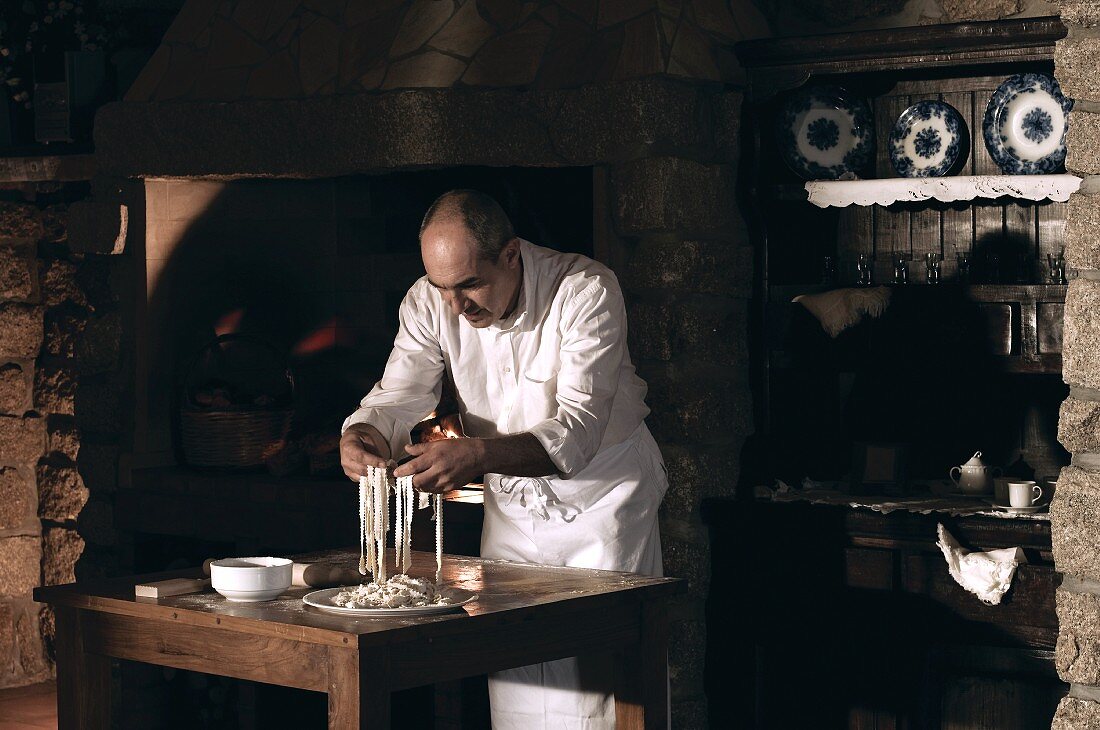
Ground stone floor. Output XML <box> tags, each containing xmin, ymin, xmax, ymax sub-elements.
<box><xmin>0</xmin><ymin>682</ymin><xmax>56</xmax><ymax>729</ymax></box>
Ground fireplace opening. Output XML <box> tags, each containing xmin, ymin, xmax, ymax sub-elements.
<box><xmin>137</xmin><ymin>166</ymin><xmax>594</xmax><ymax>478</ymax></box>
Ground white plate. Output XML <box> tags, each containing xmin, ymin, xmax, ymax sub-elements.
<box><xmin>982</xmin><ymin>73</ymin><xmax>1072</xmax><ymax>174</ymax></box>
<box><xmin>302</xmin><ymin>586</ymin><xmax>477</xmax><ymax>616</ymax></box>
<box><xmin>889</xmin><ymin>100</ymin><xmax>967</xmax><ymax>178</ymax></box>
<box><xmin>775</xmin><ymin>85</ymin><xmax>874</xmax><ymax>180</ymax></box>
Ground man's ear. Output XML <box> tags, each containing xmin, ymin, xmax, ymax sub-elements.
<box><xmin>501</xmin><ymin>237</ymin><xmax>521</xmax><ymax>268</ymax></box>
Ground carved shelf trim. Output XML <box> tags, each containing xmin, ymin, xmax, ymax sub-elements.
<box><xmin>804</xmin><ymin>174</ymin><xmax>1081</xmax><ymax>209</ymax></box>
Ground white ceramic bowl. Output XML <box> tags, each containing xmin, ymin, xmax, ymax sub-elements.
<box><xmin>210</xmin><ymin>557</ymin><xmax>292</xmax><ymax>602</ymax></box>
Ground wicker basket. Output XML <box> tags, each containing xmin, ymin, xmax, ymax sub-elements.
<box><xmin>178</xmin><ymin>334</ymin><xmax>294</xmax><ymax>468</ymax></box>
<box><xmin>180</xmin><ymin>408</ymin><xmax>293</xmax><ymax>468</ymax></box>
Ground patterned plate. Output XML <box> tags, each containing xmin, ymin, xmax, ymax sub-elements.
<box><xmin>983</xmin><ymin>73</ymin><xmax>1073</xmax><ymax>174</ymax></box>
<box><xmin>776</xmin><ymin>85</ymin><xmax>874</xmax><ymax>180</ymax></box>
<box><xmin>889</xmin><ymin>100</ymin><xmax>967</xmax><ymax>178</ymax></box>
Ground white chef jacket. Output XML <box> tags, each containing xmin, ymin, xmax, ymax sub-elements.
<box><xmin>342</xmin><ymin>239</ymin><xmax>668</xmax><ymax>729</ymax></box>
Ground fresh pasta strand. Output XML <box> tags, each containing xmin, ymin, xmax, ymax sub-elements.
<box><xmin>434</xmin><ymin>493</ymin><xmax>443</xmax><ymax>585</ymax></box>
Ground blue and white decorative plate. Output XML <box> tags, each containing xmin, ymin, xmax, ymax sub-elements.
<box><xmin>776</xmin><ymin>86</ymin><xmax>874</xmax><ymax>180</ymax></box>
<box><xmin>983</xmin><ymin>73</ymin><xmax>1073</xmax><ymax>175</ymax></box>
<box><xmin>889</xmin><ymin>100</ymin><xmax>967</xmax><ymax>178</ymax></box>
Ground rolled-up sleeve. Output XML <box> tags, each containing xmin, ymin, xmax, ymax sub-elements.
<box><xmin>342</xmin><ymin>285</ymin><xmax>445</xmax><ymax>458</ymax></box>
<box><xmin>528</xmin><ymin>278</ymin><xmax>625</xmax><ymax>478</ymax></box>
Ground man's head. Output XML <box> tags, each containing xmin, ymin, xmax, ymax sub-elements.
<box><xmin>419</xmin><ymin>190</ymin><xmax>522</xmax><ymax>328</ymax></box>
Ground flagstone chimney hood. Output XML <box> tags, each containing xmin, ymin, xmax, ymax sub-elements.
<box><xmin>92</xmin><ymin>0</ymin><xmax>769</xmax><ymax>179</ymax></box>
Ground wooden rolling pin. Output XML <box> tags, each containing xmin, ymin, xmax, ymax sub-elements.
<box><xmin>201</xmin><ymin>559</ymin><xmax>363</xmax><ymax>588</ymax></box>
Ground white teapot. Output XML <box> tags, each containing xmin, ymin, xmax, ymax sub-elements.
<box><xmin>949</xmin><ymin>451</ymin><xmax>1001</xmax><ymax>495</ymax></box>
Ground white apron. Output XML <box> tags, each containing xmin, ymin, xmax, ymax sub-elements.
<box><xmin>481</xmin><ymin>423</ymin><xmax>667</xmax><ymax>730</ymax></box>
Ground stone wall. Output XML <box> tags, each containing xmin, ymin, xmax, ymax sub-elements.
<box><xmin>0</xmin><ymin>187</ymin><xmax>128</xmax><ymax>688</ymax></box>
<box><xmin>1052</xmin><ymin>3</ymin><xmax>1100</xmax><ymax>727</ymax></box>
<box><xmin>0</xmin><ymin>192</ymin><xmax>124</xmax><ymax>686</ymax></box>
<box><xmin>755</xmin><ymin>0</ymin><xmax>1055</xmax><ymax>36</ymax></box>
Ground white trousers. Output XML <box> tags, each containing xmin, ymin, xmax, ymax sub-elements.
<box><xmin>481</xmin><ymin>425</ymin><xmax>667</xmax><ymax>730</ymax></box>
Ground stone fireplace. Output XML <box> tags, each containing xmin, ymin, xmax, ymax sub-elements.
<box><xmin>15</xmin><ymin>0</ymin><xmax>764</xmax><ymax>726</ymax></box>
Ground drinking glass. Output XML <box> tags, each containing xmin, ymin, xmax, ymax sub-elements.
<box><xmin>821</xmin><ymin>255</ymin><xmax>837</xmax><ymax>285</ymax></box>
<box><xmin>1048</xmin><ymin>251</ymin><xmax>1067</xmax><ymax>284</ymax></box>
<box><xmin>956</xmin><ymin>252</ymin><xmax>971</xmax><ymax>284</ymax></box>
<box><xmin>925</xmin><ymin>252</ymin><xmax>942</xmax><ymax>284</ymax></box>
<box><xmin>892</xmin><ymin>253</ymin><xmax>909</xmax><ymax>285</ymax></box>
<box><xmin>856</xmin><ymin>253</ymin><xmax>874</xmax><ymax>286</ymax></box>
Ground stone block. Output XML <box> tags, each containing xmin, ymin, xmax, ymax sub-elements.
<box><xmin>1065</xmin><ymin>279</ymin><xmax>1100</xmax><ymax>390</ymax></box>
<box><xmin>628</xmin><ymin>299</ymin><xmax>748</xmax><ymax>367</ymax></box>
<box><xmin>1054</xmin><ymin>696</ymin><xmax>1100</xmax><ymax>729</ymax></box>
<box><xmin>1067</xmin><ymin>111</ymin><xmax>1100</xmax><ymax>176</ymax></box>
<box><xmin>939</xmin><ymin>0</ymin><xmax>1019</xmax><ymax>21</ymax></box>
<box><xmin>625</xmin><ymin>239</ymin><xmax>752</xmax><ymax>296</ymax></box>
<box><xmin>74</xmin><ymin>376</ymin><xmax>123</xmax><ymax>439</ymax></box>
<box><xmin>34</xmin><ymin>364</ymin><xmax>76</xmax><ymax>416</ymax></box>
<box><xmin>38</xmin><ymin>605</ymin><xmax>54</xmax><ymax>657</ymax></box>
<box><xmin>0</xmin><ymin>361</ymin><xmax>31</xmax><ymax>415</ymax></box>
<box><xmin>37</xmin><ymin>461</ymin><xmax>88</xmax><ymax>522</ymax></box>
<box><xmin>45</xmin><ymin>416</ymin><xmax>79</xmax><ymax>460</ymax></box>
<box><xmin>40</xmin><ymin>203</ymin><xmax>67</xmax><ymax>245</ymax></box>
<box><xmin>1067</xmin><ymin>192</ymin><xmax>1100</xmax><ymax>269</ymax></box>
<box><xmin>0</xmin><ymin>602</ymin><xmax>11</xmax><ymax>667</ymax></box>
<box><xmin>77</xmin><ymin>311</ymin><xmax>122</xmax><ymax>373</ymax></box>
<box><xmin>0</xmin><ymin>246</ymin><xmax>36</xmax><ymax>302</ymax></box>
<box><xmin>0</xmin><ymin>414</ymin><xmax>45</xmax><ymax>464</ymax></box>
<box><xmin>0</xmin><ymin>537</ymin><xmax>40</xmax><ymax>596</ymax></box>
<box><xmin>1057</xmin><ymin>35</ymin><xmax>1100</xmax><ymax>103</ymax></box>
<box><xmin>1052</xmin><ymin>466</ymin><xmax>1100</xmax><ymax>578</ymax></box>
<box><xmin>1056</xmin><ymin>589</ymin><xmax>1100</xmax><ymax>683</ymax></box>
<box><xmin>662</xmin><ymin>536</ymin><xmax>710</xmax><ymax>598</ymax></box>
<box><xmin>642</xmin><ymin>363</ymin><xmax>752</xmax><ymax>445</ymax></box>
<box><xmin>0</xmin><ymin>202</ymin><xmax>42</xmax><ymax>242</ymax></box>
<box><xmin>43</xmin><ymin>527</ymin><xmax>84</xmax><ymax>586</ymax></box>
<box><xmin>1064</xmin><ymin>0</ymin><xmax>1100</xmax><ymax>27</ymax></box>
<box><xmin>1061</xmin><ymin>396</ymin><xmax>1100</xmax><ymax>454</ymax></box>
<box><xmin>0</xmin><ymin>467</ymin><xmax>35</xmax><ymax>531</ymax></box>
<box><xmin>612</xmin><ymin>157</ymin><xmax>740</xmax><ymax>235</ymax></box>
<box><xmin>40</xmin><ymin>259</ymin><xmax>87</xmax><ymax>308</ymax></box>
<box><xmin>712</xmin><ymin>90</ymin><xmax>743</xmax><ymax>164</ymax></box>
<box><xmin>43</xmin><ymin>307</ymin><xmax>88</xmax><ymax>359</ymax></box>
<box><xmin>16</xmin><ymin>607</ymin><xmax>47</xmax><ymax>678</ymax></box>
<box><xmin>659</xmin><ymin>444</ymin><xmax>740</xmax><ymax>518</ymax></box>
<box><xmin>550</xmin><ymin>79</ymin><xmax>707</xmax><ymax>164</ymax></box>
<box><xmin>0</xmin><ymin>304</ymin><xmax>43</xmax><ymax>359</ymax></box>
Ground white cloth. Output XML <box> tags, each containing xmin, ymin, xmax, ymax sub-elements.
<box><xmin>936</xmin><ymin>523</ymin><xmax>1025</xmax><ymax>606</ymax></box>
<box><xmin>342</xmin><ymin>240</ymin><xmax>667</xmax><ymax>729</ymax></box>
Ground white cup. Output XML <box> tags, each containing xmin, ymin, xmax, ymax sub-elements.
<box><xmin>1007</xmin><ymin>480</ymin><xmax>1042</xmax><ymax>508</ymax></box>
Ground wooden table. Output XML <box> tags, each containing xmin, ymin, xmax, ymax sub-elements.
<box><xmin>34</xmin><ymin>550</ymin><xmax>682</xmax><ymax>729</ymax></box>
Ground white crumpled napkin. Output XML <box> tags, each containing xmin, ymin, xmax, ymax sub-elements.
<box><xmin>936</xmin><ymin>523</ymin><xmax>1025</xmax><ymax>606</ymax></box>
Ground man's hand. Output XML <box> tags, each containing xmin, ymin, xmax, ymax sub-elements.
<box><xmin>393</xmin><ymin>438</ymin><xmax>485</xmax><ymax>494</ymax></box>
<box><xmin>340</xmin><ymin>423</ymin><xmax>392</xmax><ymax>482</ymax></box>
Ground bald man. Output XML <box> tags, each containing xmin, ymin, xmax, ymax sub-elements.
<box><xmin>340</xmin><ymin>189</ymin><xmax>668</xmax><ymax>730</ymax></box>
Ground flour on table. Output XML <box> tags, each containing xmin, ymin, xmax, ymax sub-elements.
<box><xmin>333</xmin><ymin>574</ymin><xmax>453</xmax><ymax>609</ymax></box>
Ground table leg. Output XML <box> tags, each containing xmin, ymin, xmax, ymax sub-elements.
<box><xmin>615</xmin><ymin>602</ymin><xmax>670</xmax><ymax>730</ymax></box>
<box><xmin>327</xmin><ymin>646</ymin><xmax>391</xmax><ymax>729</ymax></box>
<box><xmin>55</xmin><ymin>606</ymin><xmax>111</xmax><ymax>730</ymax></box>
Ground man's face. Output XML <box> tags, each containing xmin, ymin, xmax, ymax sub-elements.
<box><xmin>420</xmin><ymin>219</ymin><xmax>521</xmax><ymax>328</ymax></box>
